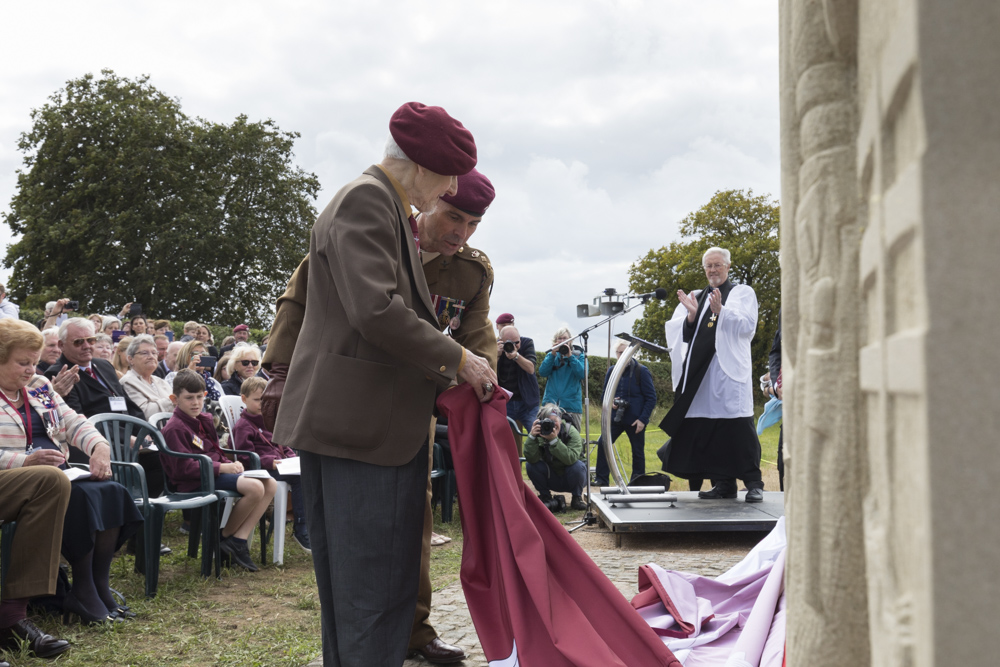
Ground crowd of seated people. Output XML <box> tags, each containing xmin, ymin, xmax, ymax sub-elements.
<box><xmin>0</xmin><ymin>304</ymin><xmax>277</xmax><ymax>662</ymax></box>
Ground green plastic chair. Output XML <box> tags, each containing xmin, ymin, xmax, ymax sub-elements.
<box><xmin>89</xmin><ymin>413</ymin><xmax>220</xmax><ymax>597</ymax></box>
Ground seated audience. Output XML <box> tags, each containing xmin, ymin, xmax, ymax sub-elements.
<box><xmin>152</xmin><ymin>319</ymin><xmax>172</xmax><ymax>336</ymax></box>
<box><xmin>36</xmin><ymin>327</ymin><xmax>61</xmax><ymax>374</ymax></box>
<box><xmin>222</xmin><ymin>344</ymin><xmax>261</xmax><ymax>396</ymax></box>
<box><xmin>0</xmin><ymin>318</ymin><xmax>143</xmax><ymax>626</ymax></box>
<box><xmin>122</xmin><ymin>322</ymin><xmax>131</xmax><ymax>335</ymax></box>
<box><xmin>179</xmin><ymin>321</ymin><xmax>199</xmax><ymax>342</ymax></box>
<box><xmin>101</xmin><ymin>316</ymin><xmax>121</xmax><ymax>337</ymax></box>
<box><xmin>154</xmin><ymin>333</ymin><xmax>169</xmax><ymax>366</ymax></box>
<box><xmin>120</xmin><ymin>334</ymin><xmax>174</xmax><ymax>419</ymax></box>
<box><xmin>524</xmin><ymin>404</ymin><xmax>589</xmax><ymax>511</ymax></box>
<box><xmin>93</xmin><ymin>333</ymin><xmax>114</xmax><ymax>361</ymax></box>
<box><xmin>0</xmin><ymin>467</ymin><xmax>72</xmax><ymax>659</ymax></box>
<box><xmin>160</xmin><ymin>369</ymin><xmax>277</xmax><ymax>571</ymax></box>
<box><xmin>112</xmin><ymin>336</ymin><xmax>133</xmax><ymax>379</ymax></box>
<box><xmin>220</xmin><ymin>324</ymin><xmax>250</xmax><ymax>355</ymax></box>
<box><xmin>232</xmin><ymin>376</ymin><xmax>309</xmax><ymax>552</ymax></box>
<box><xmin>221</xmin><ymin>335</ymin><xmax>235</xmax><ymax>350</ymax></box>
<box><xmin>196</xmin><ymin>324</ymin><xmax>219</xmax><ymax>358</ymax></box>
<box><xmin>129</xmin><ymin>316</ymin><xmax>148</xmax><ymax>336</ymax></box>
<box><xmin>87</xmin><ymin>314</ymin><xmax>105</xmax><ymax>332</ymax></box>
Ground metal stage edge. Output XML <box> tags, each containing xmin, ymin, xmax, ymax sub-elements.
<box><xmin>589</xmin><ymin>490</ymin><xmax>785</xmax><ymax>533</ymax></box>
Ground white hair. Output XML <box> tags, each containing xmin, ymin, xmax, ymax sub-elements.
<box><xmin>58</xmin><ymin>317</ymin><xmax>95</xmax><ymax>341</ymax></box>
<box><xmin>702</xmin><ymin>247</ymin><xmax>731</xmax><ymax>266</ymax></box>
<box><xmin>102</xmin><ymin>315</ymin><xmax>121</xmax><ymax>331</ymax></box>
<box><xmin>226</xmin><ymin>342</ymin><xmax>261</xmax><ymax>375</ymax></box>
<box><xmin>44</xmin><ymin>300</ymin><xmax>57</xmax><ymax>315</ymax></box>
<box><xmin>383</xmin><ymin>135</ymin><xmax>411</xmax><ymax>162</ymax></box>
<box><xmin>126</xmin><ymin>334</ymin><xmax>156</xmax><ymax>357</ymax></box>
<box><xmin>42</xmin><ymin>326</ymin><xmax>59</xmax><ymax>341</ymax></box>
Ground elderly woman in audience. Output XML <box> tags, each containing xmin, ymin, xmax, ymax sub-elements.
<box><xmin>195</xmin><ymin>324</ymin><xmax>219</xmax><ymax>358</ymax></box>
<box><xmin>93</xmin><ymin>333</ymin><xmax>114</xmax><ymax>362</ymax></box>
<box><xmin>221</xmin><ymin>344</ymin><xmax>261</xmax><ymax>396</ymax></box>
<box><xmin>120</xmin><ymin>334</ymin><xmax>173</xmax><ymax>419</ymax></box>
<box><xmin>36</xmin><ymin>327</ymin><xmax>62</xmax><ymax>374</ymax></box>
<box><xmin>101</xmin><ymin>316</ymin><xmax>121</xmax><ymax>337</ymax></box>
<box><xmin>129</xmin><ymin>316</ymin><xmax>148</xmax><ymax>336</ymax></box>
<box><xmin>112</xmin><ymin>336</ymin><xmax>132</xmax><ymax>379</ymax></box>
<box><xmin>0</xmin><ymin>319</ymin><xmax>143</xmax><ymax>625</ymax></box>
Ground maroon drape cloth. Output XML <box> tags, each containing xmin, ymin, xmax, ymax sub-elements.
<box><xmin>437</xmin><ymin>385</ymin><xmax>681</xmax><ymax>667</ymax></box>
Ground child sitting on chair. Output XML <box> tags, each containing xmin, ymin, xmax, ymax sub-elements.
<box><xmin>231</xmin><ymin>377</ymin><xmax>310</xmax><ymax>553</ymax></box>
<box><xmin>160</xmin><ymin>369</ymin><xmax>276</xmax><ymax>571</ymax></box>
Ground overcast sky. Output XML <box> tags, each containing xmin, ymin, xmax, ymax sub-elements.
<box><xmin>0</xmin><ymin>0</ymin><xmax>779</xmax><ymax>355</ymax></box>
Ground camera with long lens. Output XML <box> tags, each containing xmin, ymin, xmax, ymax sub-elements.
<box><xmin>539</xmin><ymin>418</ymin><xmax>557</xmax><ymax>436</ymax></box>
<box><xmin>539</xmin><ymin>494</ymin><xmax>567</xmax><ymax>513</ymax></box>
<box><xmin>557</xmin><ymin>343</ymin><xmax>570</xmax><ymax>356</ymax></box>
<box><xmin>613</xmin><ymin>398</ymin><xmax>630</xmax><ymax>424</ymax></box>
<box><xmin>503</xmin><ymin>341</ymin><xmax>516</xmax><ymax>354</ymax></box>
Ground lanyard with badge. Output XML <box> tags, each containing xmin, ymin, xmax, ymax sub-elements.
<box><xmin>86</xmin><ymin>365</ymin><xmax>128</xmax><ymax>412</ymax></box>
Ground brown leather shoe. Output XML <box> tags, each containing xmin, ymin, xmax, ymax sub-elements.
<box><xmin>410</xmin><ymin>636</ymin><xmax>467</xmax><ymax>664</ymax></box>
<box><xmin>0</xmin><ymin>618</ymin><xmax>71</xmax><ymax>658</ymax></box>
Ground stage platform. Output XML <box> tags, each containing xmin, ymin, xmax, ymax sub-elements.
<box><xmin>589</xmin><ymin>490</ymin><xmax>784</xmax><ymax>533</ymax></box>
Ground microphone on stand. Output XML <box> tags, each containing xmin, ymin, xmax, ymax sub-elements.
<box><xmin>634</xmin><ymin>287</ymin><xmax>669</xmax><ymax>301</ymax></box>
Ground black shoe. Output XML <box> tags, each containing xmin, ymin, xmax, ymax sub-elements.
<box><xmin>409</xmin><ymin>636</ymin><xmax>467</xmax><ymax>664</ymax></box>
<box><xmin>220</xmin><ymin>536</ymin><xmax>259</xmax><ymax>572</ymax></box>
<box><xmin>179</xmin><ymin>521</ymin><xmax>190</xmax><ymax>535</ymax></box>
<box><xmin>698</xmin><ymin>486</ymin><xmax>737</xmax><ymax>499</ymax></box>
<box><xmin>745</xmin><ymin>487</ymin><xmax>764</xmax><ymax>503</ymax></box>
<box><xmin>538</xmin><ymin>494</ymin><xmax>566</xmax><ymax>513</ymax></box>
<box><xmin>293</xmin><ymin>525</ymin><xmax>312</xmax><ymax>554</ymax></box>
<box><xmin>109</xmin><ymin>605</ymin><xmax>136</xmax><ymax>620</ymax></box>
<box><xmin>570</xmin><ymin>495</ymin><xmax>588</xmax><ymax>511</ymax></box>
<box><xmin>160</xmin><ymin>543</ymin><xmax>172</xmax><ymax>556</ymax></box>
<box><xmin>593</xmin><ymin>478</ymin><xmax>609</xmax><ymax>488</ymax></box>
<box><xmin>0</xmin><ymin>618</ymin><xmax>72</xmax><ymax>658</ymax></box>
<box><xmin>62</xmin><ymin>593</ymin><xmax>124</xmax><ymax>626</ymax></box>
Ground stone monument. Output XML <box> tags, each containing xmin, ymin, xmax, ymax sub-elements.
<box><xmin>780</xmin><ymin>0</ymin><xmax>1000</xmax><ymax>664</ymax></box>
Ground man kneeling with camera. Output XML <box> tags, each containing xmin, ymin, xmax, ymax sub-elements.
<box><xmin>524</xmin><ymin>404</ymin><xmax>589</xmax><ymax>512</ymax></box>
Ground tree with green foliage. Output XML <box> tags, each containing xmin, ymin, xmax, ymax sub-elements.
<box><xmin>3</xmin><ymin>70</ymin><xmax>320</xmax><ymax>328</ymax></box>
<box><xmin>628</xmin><ymin>189</ymin><xmax>780</xmax><ymax>376</ymax></box>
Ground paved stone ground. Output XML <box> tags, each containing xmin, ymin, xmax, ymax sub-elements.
<box><xmin>306</xmin><ymin>530</ymin><xmax>756</xmax><ymax>667</ymax></box>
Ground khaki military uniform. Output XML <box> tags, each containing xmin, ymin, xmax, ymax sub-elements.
<box><xmin>261</xmin><ymin>243</ymin><xmax>495</xmax><ymax>650</ymax></box>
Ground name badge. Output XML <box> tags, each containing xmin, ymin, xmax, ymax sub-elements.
<box><xmin>109</xmin><ymin>396</ymin><xmax>128</xmax><ymax>412</ymax></box>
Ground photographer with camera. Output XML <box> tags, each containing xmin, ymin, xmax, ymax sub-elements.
<box><xmin>593</xmin><ymin>340</ymin><xmax>658</xmax><ymax>487</ymax></box>
<box><xmin>524</xmin><ymin>404</ymin><xmax>589</xmax><ymax>512</ymax></box>
<box><xmin>497</xmin><ymin>325</ymin><xmax>540</xmax><ymax>430</ymax></box>
<box><xmin>538</xmin><ymin>327</ymin><xmax>586</xmax><ymax>431</ymax></box>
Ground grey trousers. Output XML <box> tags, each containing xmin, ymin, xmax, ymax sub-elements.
<box><xmin>301</xmin><ymin>444</ymin><xmax>428</xmax><ymax>667</ymax></box>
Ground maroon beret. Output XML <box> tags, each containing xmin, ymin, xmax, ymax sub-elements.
<box><xmin>496</xmin><ymin>313</ymin><xmax>514</xmax><ymax>325</ymax></box>
<box><xmin>389</xmin><ymin>102</ymin><xmax>477</xmax><ymax>176</ymax></box>
<box><xmin>440</xmin><ymin>169</ymin><xmax>495</xmax><ymax>217</ymax></box>
<box><xmin>233</xmin><ymin>324</ymin><xmax>249</xmax><ymax>333</ymax></box>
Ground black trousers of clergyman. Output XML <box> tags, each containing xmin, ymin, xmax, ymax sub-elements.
<box><xmin>301</xmin><ymin>443</ymin><xmax>428</xmax><ymax>667</ymax></box>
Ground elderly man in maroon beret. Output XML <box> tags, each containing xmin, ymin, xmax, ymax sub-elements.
<box><xmin>273</xmin><ymin>102</ymin><xmax>497</xmax><ymax>666</ymax></box>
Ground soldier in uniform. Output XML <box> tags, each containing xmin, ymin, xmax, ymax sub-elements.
<box><xmin>261</xmin><ymin>168</ymin><xmax>496</xmax><ymax>665</ymax></box>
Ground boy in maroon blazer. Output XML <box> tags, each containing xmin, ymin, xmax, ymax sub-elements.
<box><xmin>231</xmin><ymin>377</ymin><xmax>309</xmax><ymax>552</ymax></box>
<box><xmin>160</xmin><ymin>369</ymin><xmax>276</xmax><ymax>571</ymax></box>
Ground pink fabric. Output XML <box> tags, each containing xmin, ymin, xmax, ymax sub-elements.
<box><xmin>438</xmin><ymin>384</ymin><xmax>681</xmax><ymax>667</ymax></box>
<box><xmin>632</xmin><ymin>520</ymin><xmax>787</xmax><ymax>667</ymax></box>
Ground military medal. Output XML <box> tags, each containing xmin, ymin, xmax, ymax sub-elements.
<box><xmin>192</xmin><ymin>435</ymin><xmax>204</xmax><ymax>450</ymax></box>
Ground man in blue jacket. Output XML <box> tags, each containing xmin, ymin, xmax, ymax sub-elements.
<box><xmin>594</xmin><ymin>340</ymin><xmax>657</xmax><ymax>486</ymax></box>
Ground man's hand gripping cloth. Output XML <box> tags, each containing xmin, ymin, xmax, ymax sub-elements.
<box><xmin>437</xmin><ymin>383</ymin><xmax>681</xmax><ymax>667</ymax></box>
<box><xmin>631</xmin><ymin>517</ymin><xmax>788</xmax><ymax>667</ymax></box>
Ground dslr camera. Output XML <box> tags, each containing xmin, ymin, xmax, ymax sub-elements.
<box><xmin>539</xmin><ymin>494</ymin><xmax>567</xmax><ymax>513</ymax></box>
<box><xmin>613</xmin><ymin>397</ymin><xmax>630</xmax><ymax>424</ymax></box>
<box><xmin>539</xmin><ymin>418</ymin><xmax>557</xmax><ymax>437</ymax></box>
<box><xmin>557</xmin><ymin>343</ymin><xmax>570</xmax><ymax>356</ymax></box>
<box><xmin>503</xmin><ymin>341</ymin><xmax>516</xmax><ymax>354</ymax></box>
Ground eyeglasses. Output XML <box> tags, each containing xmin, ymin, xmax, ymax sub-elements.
<box><xmin>71</xmin><ymin>337</ymin><xmax>97</xmax><ymax>347</ymax></box>
<box><xmin>239</xmin><ymin>359</ymin><xmax>260</xmax><ymax>367</ymax></box>
<box><xmin>704</xmin><ymin>263</ymin><xmax>727</xmax><ymax>270</ymax></box>
<box><xmin>132</xmin><ymin>350</ymin><xmax>158</xmax><ymax>358</ymax></box>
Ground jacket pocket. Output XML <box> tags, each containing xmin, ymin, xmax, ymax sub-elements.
<box><xmin>305</xmin><ymin>353</ymin><xmax>395</xmax><ymax>451</ymax></box>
